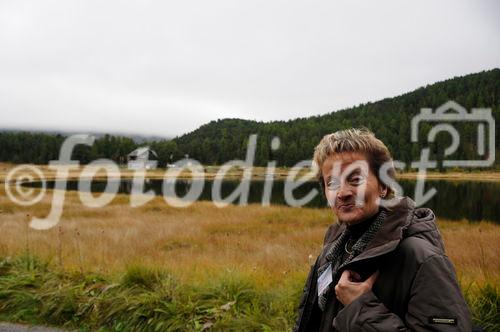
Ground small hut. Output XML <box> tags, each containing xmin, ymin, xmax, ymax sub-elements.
<box><xmin>127</xmin><ymin>146</ymin><xmax>158</xmax><ymax>169</ymax></box>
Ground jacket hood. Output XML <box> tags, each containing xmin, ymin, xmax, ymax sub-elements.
<box><xmin>401</xmin><ymin>197</ymin><xmax>445</xmax><ymax>252</ymax></box>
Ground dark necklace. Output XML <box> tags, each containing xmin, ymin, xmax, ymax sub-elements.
<box><xmin>344</xmin><ymin>238</ymin><xmax>355</xmax><ymax>254</ymax></box>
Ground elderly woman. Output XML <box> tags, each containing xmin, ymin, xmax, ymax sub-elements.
<box><xmin>294</xmin><ymin>128</ymin><xmax>471</xmax><ymax>331</ymax></box>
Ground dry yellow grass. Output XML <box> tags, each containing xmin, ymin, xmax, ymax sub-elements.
<box><xmin>0</xmin><ymin>189</ymin><xmax>498</xmax><ymax>287</ymax></box>
<box><xmin>0</xmin><ymin>163</ymin><xmax>498</xmax><ymax>288</ymax></box>
<box><xmin>0</xmin><ymin>190</ymin><xmax>329</xmax><ymax>284</ymax></box>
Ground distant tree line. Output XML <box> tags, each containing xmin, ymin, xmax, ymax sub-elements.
<box><xmin>0</xmin><ymin>133</ymin><xmax>136</xmax><ymax>165</ymax></box>
<box><xmin>0</xmin><ymin>69</ymin><xmax>498</xmax><ymax>170</ymax></box>
<box><xmin>173</xmin><ymin>69</ymin><xmax>499</xmax><ymax>170</ymax></box>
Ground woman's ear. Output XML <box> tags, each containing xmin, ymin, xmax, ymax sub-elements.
<box><xmin>379</xmin><ymin>185</ymin><xmax>388</xmax><ymax>198</ymax></box>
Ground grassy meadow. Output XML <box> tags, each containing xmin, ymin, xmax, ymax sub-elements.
<box><xmin>0</xmin><ymin>163</ymin><xmax>498</xmax><ymax>331</ymax></box>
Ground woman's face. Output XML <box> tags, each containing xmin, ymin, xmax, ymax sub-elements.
<box><xmin>321</xmin><ymin>151</ymin><xmax>386</xmax><ymax>225</ymax></box>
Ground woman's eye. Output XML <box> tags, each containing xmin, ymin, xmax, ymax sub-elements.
<box><xmin>326</xmin><ymin>180</ymin><xmax>340</xmax><ymax>190</ymax></box>
<box><xmin>349</xmin><ymin>176</ymin><xmax>365</xmax><ymax>185</ymax></box>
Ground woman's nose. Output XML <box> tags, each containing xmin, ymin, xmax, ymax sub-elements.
<box><xmin>337</xmin><ymin>183</ymin><xmax>354</xmax><ymax>200</ymax></box>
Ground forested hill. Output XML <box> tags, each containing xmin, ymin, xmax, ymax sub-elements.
<box><xmin>175</xmin><ymin>68</ymin><xmax>499</xmax><ymax>168</ymax></box>
<box><xmin>1</xmin><ymin>69</ymin><xmax>499</xmax><ymax>168</ymax></box>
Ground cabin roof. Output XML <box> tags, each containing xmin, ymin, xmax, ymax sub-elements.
<box><xmin>127</xmin><ymin>146</ymin><xmax>158</xmax><ymax>158</ymax></box>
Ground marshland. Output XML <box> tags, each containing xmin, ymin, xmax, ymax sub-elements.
<box><xmin>0</xmin><ymin>164</ymin><xmax>498</xmax><ymax>331</ymax></box>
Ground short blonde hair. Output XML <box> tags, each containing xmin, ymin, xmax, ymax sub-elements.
<box><xmin>313</xmin><ymin>128</ymin><xmax>396</xmax><ymax>197</ymax></box>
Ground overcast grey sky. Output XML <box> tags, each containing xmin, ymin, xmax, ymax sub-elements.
<box><xmin>1</xmin><ymin>0</ymin><xmax>499</xmax><ymax>138</ymax></box>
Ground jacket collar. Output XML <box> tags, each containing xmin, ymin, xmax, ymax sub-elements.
<box><xmin>319</xmin><ymin>196</ymin><xmax>416</xmax><ymax>266</ymax></box>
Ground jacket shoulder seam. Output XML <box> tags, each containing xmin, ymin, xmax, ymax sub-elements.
<box><xmin>412</xmin><ymin>253</ymin><xmax>449</xmax><ymax>288</ymax></box>
<box><xmin>398</xmin><ymin>236</ymin><xmax>443</xmax><ymax>258</ymax></box>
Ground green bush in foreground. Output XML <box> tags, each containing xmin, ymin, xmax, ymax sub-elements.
<box><xmin>0</xmin><ymin>255</ymin><xmax>497</xmax><ymax>331</ymax></box>
<box><xmin>463</xmin><ymin>282</ymin><xmax>500</xmax><ymax>331</ymax></box>
<box><xmin>0</xmin><ymin>255</ymin><xmax>300</xmax><ymax>331</ymax></box>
